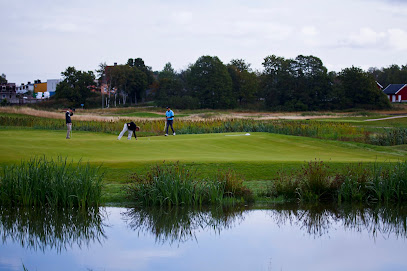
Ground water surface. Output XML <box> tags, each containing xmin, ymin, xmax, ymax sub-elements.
<box><xmin>0</xmin><ymin>204</ymin><xmax>406</xmax><ymax>271</ymax></box>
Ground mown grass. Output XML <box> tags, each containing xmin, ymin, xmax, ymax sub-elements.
<box><xmin>0</xmin><ymin>156</ymin><xmax>103</xmax><ymax>208</ymax></box>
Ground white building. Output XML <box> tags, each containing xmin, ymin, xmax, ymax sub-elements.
<box><xmin>47</xmin><ymin>79</ymin><xmax>61</xmax><ymax>96</ymax></box>
<box><xmin>16</xmin><ymin>82</ymin><xmax>34</xmax><ymax>94</ymax></box>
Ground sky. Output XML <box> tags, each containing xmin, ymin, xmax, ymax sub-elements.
<box><xmin>1</xmin><ymin>0</ymin><xmax>407</xmax><ymax>85</ymax></box>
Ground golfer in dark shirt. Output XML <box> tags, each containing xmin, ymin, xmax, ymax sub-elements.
<box><xmin>117</xmin><ymin>121</ymin><xmax>139</xmax><ymax>140</ymax></box>
<box><xmin>66</xmin><ymin>108</ymin><xmax>73</xmax><ymax>139</ymax></box>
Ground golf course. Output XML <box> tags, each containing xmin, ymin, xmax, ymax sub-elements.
<box><xmin>1</xmin><ymin>107</ymin><xmax>407</xmax><ymax>203</ymax></box>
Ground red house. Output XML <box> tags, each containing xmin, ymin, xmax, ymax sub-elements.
<box><xmin>383</xmin><ymin>84</ymin><xmax>407</xmax><ymax>102</ymax></box>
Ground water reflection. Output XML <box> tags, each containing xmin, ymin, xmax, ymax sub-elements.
<box><xmin>0</xmin><ymin>207</ymin><xmax>107</xmax><ymax>252</ymax></box>
<box><xmin>269</xmin><ymin>203</ymin><xmax>407</xmax><ymax>239</ymax></box>
<box><xmin>122</xmin><ymin>206</ymin><xmax>247</xmax><ymax>245</ymax></box>
<box><xmin>123</xmin><ymin>204</ymin><xmax>407</xmax><ymax>244</ymax></box>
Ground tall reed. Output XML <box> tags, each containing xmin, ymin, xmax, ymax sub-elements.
<box><xmin>269</xmin><ymin>160</ymin><xmax>407</xmax><ymax>203</ymax></box>
<box><xmin>0</xmin><ymin>156</ymin><xmax>103</xmax><ymax>208</ymax></box>
<box><xmin>125</xmin><ymin>162</ymin><xmax>252</xmax><ymax>206</ymax></box>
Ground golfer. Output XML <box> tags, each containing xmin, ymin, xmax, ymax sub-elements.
<box><xmin>165</xmin><ymin>106</ymin><xmax>175</xmax><ymax>136</ymax></box>
<box><xmin>117</xmin><ymin>121</ymin><xmax>140</xmax><ymax>140</ymax></box>
<box><xmin>65</xmin><ymin>108</ymin><xmax>74</xmax><ymax>139</ymax></box>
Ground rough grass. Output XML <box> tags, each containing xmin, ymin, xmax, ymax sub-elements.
<box><xmin>268</xmin><ymin>160</ymin><xmax>407</xmax><ymax>203</ymax></box>
<box><xmin>0</xmin><ymin>156</ymin><xmax>103</xmax><ymax>207</ymax></box>
<box><xmin>125</xmin><ymin>162</ymin><xmax>253</xmax><ymax>206</ymax></box>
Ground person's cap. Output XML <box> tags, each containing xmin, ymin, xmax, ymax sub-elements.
<box><xmin>166</xmin><ymin>106</ymin><xmax>169</xmax><ymax>109</ymax></box>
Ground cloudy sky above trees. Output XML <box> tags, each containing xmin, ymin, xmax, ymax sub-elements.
<box><xmin>1</xmin><ymin>0</ymin><xmax>407</xmax><ymax>84</ymax></box>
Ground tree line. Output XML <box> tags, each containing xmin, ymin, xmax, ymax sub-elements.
<box><xmin>52</xmin><ymin>55</ymin><xmax>407</xmax><ymax>110</ymax></box>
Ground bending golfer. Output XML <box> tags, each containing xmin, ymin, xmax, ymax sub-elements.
<box><xmin>118</xmin><ymin>121</ymin><xmax>139</xmax><ymax>140</ymax></box>
<box><xmin>65</xmin><ymin>108</ymin><xmax>74</xmax><ymax>139</ymax></box>
<box><xmin>165</xmin><ymin>106</ymin><xmax>175</xmax><ymax>136</ymax></box>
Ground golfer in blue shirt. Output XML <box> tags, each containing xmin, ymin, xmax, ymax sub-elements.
<box><xmin>165</xmin><ymin>106</ymin><xmax>175</xmax><ymax>136</ymax></box>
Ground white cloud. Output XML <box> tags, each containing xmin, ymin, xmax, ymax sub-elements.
<box><xmin>171</xmin><ymin>11</ymin><xmax>194</xmax><ymax>25</ymax></box>
<box><xmin>388</xmin><ymin>28</ymin><xmax>407</xmax><ymax>50</ymax></box>
<box><xmin>1</xmin><ymin>0</ymin><xmax>407</xmax><ymax>84</ymax></box>
<box><xmin>342</xmin><ymin>27</ymin><xmax>386</xmax><ymax>47</ymax></box>
<box><xmin>301</xmin><ymin>26</ymin><xmax>318</xmax><ymax>37</ymax></box>
<box><xmin>41</xmin><ymin>23</ymin><xmax>80</xmax><ymax>33</ymax></box>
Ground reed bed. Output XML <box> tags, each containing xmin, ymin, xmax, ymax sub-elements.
<box><xmin>0</xmin><ymin>156</ymin><xmax>103</xmax><ymax>208</ymax></box>
<box><xmin>368</xmin><ymin>128</ymin><xmax>407</xmax><ymax>146</ymax></box>
<box><xmin>125</xmin><ymin>162</ymin><xmax>253</xmax><ymax>206</ymax></box>
<box><xmin>269</xmin><ymin>160</ymin><xmax>407</xmax><ymax>203</ymax></box>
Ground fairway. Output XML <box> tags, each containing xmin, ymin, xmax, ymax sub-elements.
<box><xmin>0</xmin><ymin>129</ymin><xmax>404</xmax><ymax>165</ymax></box>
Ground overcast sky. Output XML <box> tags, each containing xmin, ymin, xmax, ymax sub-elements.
<box><xmin>1</xmin><ymin>0</ymin><xmax>407</xmax><ymax>84</ymax></box>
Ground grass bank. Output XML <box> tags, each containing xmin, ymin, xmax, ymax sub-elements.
<box><xmin>0</xmin><ymin>128</ymin><xmax>405</xmax><ymax>204</ymax></box>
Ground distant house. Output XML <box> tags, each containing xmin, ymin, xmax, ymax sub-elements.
<box><xmin>46</xmin><ymin>79</ymin><xmax>61</xmax><ymax>96</ymax></box>
<box><xmin>16</xmin><ymin>82</ymin><xmax>34</xmax><ymax>94</ymax></box>
<box><xmin>383</xmin><ymin>84</ymin><xmax>407</xmax><ymax>102</ymax></box>
<box><xmin>34</xmin><ymin>81</ymin><xmax>47</xmax><ymax>94</ymax></box>
<box><xmin>0</xmin><ymin>83</ymin><xmax>18</xmax><ymax>103</ymax></box>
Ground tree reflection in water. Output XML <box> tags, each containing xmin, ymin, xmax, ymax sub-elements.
<box><xmin>268</xmin><ymin>204</ymin><xmax>407</xmax><ymax>239</ymax></box>
<box><xmin>0</xmin><ymin>207</ymin><xmax>107</xmax><ymax>252</ymax></box>
<box><xmin>122</xmin><ymin>206</ymin><xmax>247</xmax><ymax>245</ymax></box>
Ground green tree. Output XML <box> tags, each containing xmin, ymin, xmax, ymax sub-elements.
<box><xmin>261</xmin><ymin>55</ymin><xmax>296</xmax><ymax>109</ymax></box>
<box><xmin>155</xmin><ymin>63</ymin><xmax>197</xmax><ymax>109</ymax></box>
<box><xmin>293</xmin><ymin>55</ymin><xmax>332</xmax><ymax>110</ymax></box>
<box><xmin>128</xmin><ymin>58</ymin><xmax>155</xmax><ymax>86</ymax></box>
<box><xmin>227</xmin><ymin>59</ymin><xmax>258</xmax><ymax>106</ymax></box>
<box><xmin>110</xmin><ymin>64</ymin><xmax>148</xmax><ymax>105</ymax></box>
<box><xmin>95</xmin><ymin>62</ymin><xmax>107</xmax><ymax>80</ymax></box>
<box><xmin>55</xmin><ymin>67</ymin><xmax>96</xmax><ymax>106</ymax></box>
<box><xmin>156</xmin><ymin>63</ymin><xmax>183</xmax><ymax>101</ymax></box>
<box><xmin>186</xmin><ymin>56</ymin><xmax>235</xmax><ymax>109</ymax></box>
<box><xmin>368</xmin><ymin>64</ymin><xmax>407</xmax><ymax>87</ymax></box>
<box><xmin>0</xmin><ymin>73</ymin><xmax>7</xmax><ymax>84</ymax></box>
<box><xmin>334</xmin><ymin>66</ymin><xmax>390</xmax><ymax>109</ymax></box>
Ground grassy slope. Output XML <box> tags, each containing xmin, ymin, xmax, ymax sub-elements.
<box><xmin>0</xmin><ymin>128</ymin><xmax>406</xmax><ymax>202</ymax></box>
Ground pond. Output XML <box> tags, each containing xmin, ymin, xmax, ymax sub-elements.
<box><xmin>1</xmin><ymin>204</ymin><xmax>406</xmax><ymax>271</ymax></box>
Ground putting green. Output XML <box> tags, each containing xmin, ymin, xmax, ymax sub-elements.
<box><xmin>0</xmin><ymin>129</ymin><xmax>404</xmax><ymax>166</ymax></box>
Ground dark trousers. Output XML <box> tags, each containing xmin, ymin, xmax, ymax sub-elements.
<box><xmin>166</xmin><ymin>120</ymin><xmax>174</xmax><ymax>134</ymax></box>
